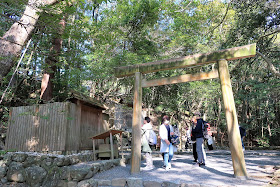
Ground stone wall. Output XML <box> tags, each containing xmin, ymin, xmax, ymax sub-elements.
<box><xmin>0</xmin><ymin>151</ymin><xmax>127</xmax><ymax>187</ymax></box>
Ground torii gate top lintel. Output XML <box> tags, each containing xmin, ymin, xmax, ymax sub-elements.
<box><xmin>114</xmin><ymin>43</ymin><xmax>256</xmax><ymax>78</ymax></box>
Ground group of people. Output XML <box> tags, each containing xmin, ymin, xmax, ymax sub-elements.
<box><xmin>141</xmin><ymin>115</ymin><xmax>175</xmax><ymax>170</ymax></box>
<box><xmin>141</xmin><ymin>112</ymin><xmax>209</xmax><ymax>171</ymax></box>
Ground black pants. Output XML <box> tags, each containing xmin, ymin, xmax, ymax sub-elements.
<box><xmin>207</xmin><ymin>143</ymin><xmax>213</xmax><ymax>150</ymax></box>
<box><xmin>193</xmin><ymin>142</ymin><xmax>197</xmax><ymax>161</ymax></box>
<box><xmin>185</xmin><ymin>141</ymin><xmax>188</xmax><ymax>149</ymax></box>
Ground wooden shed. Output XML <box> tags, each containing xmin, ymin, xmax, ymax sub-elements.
<box><xmin>5</xmin><ymin>92</ymin><xmax>109</xmax><ymax>152</ymax></box>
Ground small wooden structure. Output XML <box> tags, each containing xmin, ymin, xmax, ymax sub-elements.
<box><xmin>5</xmin><ymin>92</ymin><xmax>108</xmax><ymax>152</ymax></box>
<box><xmin>90</xmin><ymin>129</ymin><xmax>124</xmax><ymax>161</ymax></box>
<box><xmin>114</xmin><ymin>43</ymin><xmax>256</xmax><ymax>177</ymax></box>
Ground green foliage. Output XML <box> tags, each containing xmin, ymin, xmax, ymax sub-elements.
<box><xmin>0</xmin><ymin>149</ymin><xmax>16</xmax><ymax>155</ymax></box>
<box><xmin>256</xmin><ymin>136</ymin><xmax>270</xmax><ymax>148</ymax></box>
<box><xmin>0</xmin><ymin>0</ymin><xmax>26</xmax><ymax>36</ymax></box>
<box><xmin>223</xmin><ymin>0</ymin><xmax>280</xmax><ymax>146</ymax></box>
<box><xmin>0</xmin><ymin>150</ymin><xmax>7</xmax><ymax>155</ymax></box>
<box><xmin>0</xmin><ymin>106</ymin><xmax>9</xmax><ymax>127</ymax></box>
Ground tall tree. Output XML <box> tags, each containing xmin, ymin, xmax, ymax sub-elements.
<box><xmin>0</xmin><ymin>0</ymin><xmax>60</xmax><ymax>82</ymax></box>
<box><xmin>40</xmin><ymin>16</ymin><xmax>66</xmax><ymax>101</ymax></box>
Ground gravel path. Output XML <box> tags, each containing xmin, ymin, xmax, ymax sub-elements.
<box><xmin>92</xmin><ymin>150</ymin><xmax>280</xmax><ymax>186</ymax></box>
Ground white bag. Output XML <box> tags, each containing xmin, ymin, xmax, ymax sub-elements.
<box><xmin>149</xmin><ymin>130</ymin><xmax>157</xmax><ymax>145</ymax></box>
<box><xmin>207</xmin><ymin>136</ymin><xmax>213</xmax><ymax>145</ymax></box>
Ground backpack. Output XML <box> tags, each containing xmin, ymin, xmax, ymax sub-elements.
<box><xmin>202</xmin><ymin>122</ymin><xmax>210</xmax><ymax>139</ymax></box>
<box><xmin>148</xmin><ymin>129</ymin><xmax>157</xmax><ymax>145</ymax></box>
<box><xmin>171</xmin><ymin>135</ymin><xmax>180</xmax><ymax>145</ymax></box>
<box><xmin>171</xmin><ymin>126</ymin><xmax>180</xmax><ymax>145</ymax></box>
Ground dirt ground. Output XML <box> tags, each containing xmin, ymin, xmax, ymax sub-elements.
<box><xmin>92</xmin><ymin>149</ymin><xmax>280</xmax><ymax>186</ymax></box>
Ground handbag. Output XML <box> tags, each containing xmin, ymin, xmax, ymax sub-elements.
<box><xmin>170</xmin><ymin>135</ymin><xmax>180</xmax><ymax>145</ymax></box>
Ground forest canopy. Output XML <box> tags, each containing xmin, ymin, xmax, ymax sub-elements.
<box><xmin>0</xmin><ymin>0</ymin><xmax>279</xmax><ymax>147</ymax></box>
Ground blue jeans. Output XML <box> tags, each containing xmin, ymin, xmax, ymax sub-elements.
<box><xmin>196</xmin><ymin>137</ymin><xmax>206</xmax><ymax>164</ymax></box>
<box><xmin>164</xmin><ymin>144</ymin><xmax>174</xmax><ymax>166</ymax></box>
<box><xmin>241</xmin><ymin>137</ymin><xmax>245</xmax><ymax>148</ymax></box>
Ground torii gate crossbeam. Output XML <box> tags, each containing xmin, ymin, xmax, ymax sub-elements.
<box><xmin>114</xmin><ymin>43</ymin><xmax>256</xmax><ymax>178</ymax></box>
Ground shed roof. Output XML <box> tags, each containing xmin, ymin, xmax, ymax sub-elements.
<box><xmin>90</xmin><ymin>129</ymin><xmax>124</xmax><ymax>139</ymax></box>
<box><xmin>68</xmin><ymin>91</ymin><xmax>107</xmax><ymax>110</ymax></box>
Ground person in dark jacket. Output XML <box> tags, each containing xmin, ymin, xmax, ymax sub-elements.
<box><xmin>191</xmin><ymin>117</ymin><xmax>198</xmax><ymax>162</ymax></box>
<box><xmin>239</xmin><ymin>126</ymin><xmax>246</xmax><ymax>151</ymax></box>
<box><xmin>192</xmin><ymin>112</ymin><xmax>207</xmax><ymax>166</ymax></box>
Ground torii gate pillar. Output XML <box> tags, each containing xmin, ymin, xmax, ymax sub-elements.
<box><xmin>218</xmin><ymin>60</ymin><xmax>247</xmax><ymax>178</ymax></box>
<box><xmin>131</xmin><ymin>72</ymin><xmax>142</xmax><ymax>174</ymax></box>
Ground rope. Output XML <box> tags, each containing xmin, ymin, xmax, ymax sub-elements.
<box><xmin>0</xmin><ymin>39</ymin><xmax>32</xmax><ymax>104</ymax></box>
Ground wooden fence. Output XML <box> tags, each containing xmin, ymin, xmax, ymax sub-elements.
<box><xmin>5</xmin><ymin>102</ymin><xmax>107</xmax><ymax>152</ymax></box>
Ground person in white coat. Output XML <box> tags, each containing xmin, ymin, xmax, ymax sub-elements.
<box><xmin>159</xmin><ymin>115</ymin><xmax>175</xmax><ymax>170</ymax></box>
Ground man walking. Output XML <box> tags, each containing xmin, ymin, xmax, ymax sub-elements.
<box><xmin>192</xmin><ymin>112</ymin><xmax>208</xmax><ymax>166</ymax></box>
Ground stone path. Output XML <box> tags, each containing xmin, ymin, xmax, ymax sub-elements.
<box><xmin>92</xmin><ymin>150</ymin><xmax>280</xmax><ymax>186</ymax></box>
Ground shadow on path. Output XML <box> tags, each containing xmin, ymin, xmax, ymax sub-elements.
<box><xmin>200</xmin><ymin>165</ymin><xmax>233</xmax><ymax>178</ymax></box>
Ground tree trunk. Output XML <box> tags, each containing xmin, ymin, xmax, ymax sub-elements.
<box><xmin>0</xmin><ymin>0</ymin><xmax>59</xmax><ymax>81</ymax></box>
<box><xmin>274</xmin><ymin>102</ymin><xmax>280</xmax><ymax>128</ymax></box>
<box><xmin>267</xmin><ymin>124</ymin><xmax>272</xmax><ymax>137</ymax></box>
<box><xmin>40</xmin><ymin>17</ymin><xmax>66</xmax><ymax>101</ymax></box>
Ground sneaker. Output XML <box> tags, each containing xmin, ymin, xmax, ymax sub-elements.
<box><xmin>165</xmin><ymin>166</ymin><xmax>170</xmax><ymax>171</ymax></box>
<box><xmin>168</xmin><ymin>163</ymin><xmax>171</xmax><ymax>169</ymax></box>
<box><xmin>193</xmin><ymin>160</ymin><xmax>197</xmax><ymax>163</ymax></box>
<box><xmin>199</xmin><ymin>162</ymin><xmax>205</xmax><ymax>167</ymax></box>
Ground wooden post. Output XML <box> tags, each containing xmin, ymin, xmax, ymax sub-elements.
<box><xmin>218</xmin><ymin>59</ymin><xmax>248</xmax><ymax>178</ymax></box>
<box><xmin>120</xmin><ymin>132</ymin><xmax>124</xmax><ymax>159</ymax></box>
<box><xmin>92</xmin><ymin>139</ymin><xmax>96</xmax><ymax>161</ymax></box>
<box><xmin>131</xmin><ymin>72</ymin><xmax>142</xmax><ymax>174</ymax></box>
<box><xmin>110</xmin><ymin>132</ymin><xmax>114</xmax><ymax>160</ymax></box>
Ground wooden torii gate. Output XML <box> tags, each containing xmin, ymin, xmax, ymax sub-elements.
<box><xmin>114</xmin><ymin>43</ymin><xmax>256</xmax><ymax>178</ymax></box>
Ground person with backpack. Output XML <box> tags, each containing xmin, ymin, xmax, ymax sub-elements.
<box><xmin>159</xmin><ymin>115</ymin><xmax>176</xmax><ymax>171</ymax></box>
<box><xmin>192</xmin><ymin>112</ymin><xmax>208</xmax><ymax>167</ymax></box>
<box><xmin>206</xmin><ymin>124</ymin><xmax>214</xmax><ymax>151</ymax></box>
<box><xmin>239</xmin><ymin>125</ymin><xmax>246</xmax><ymax>151</ymax></box>
<box><xmin>141</xmin><ymin>116</ymin><xmax>155</xmax><ymax>170</ymax></box>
